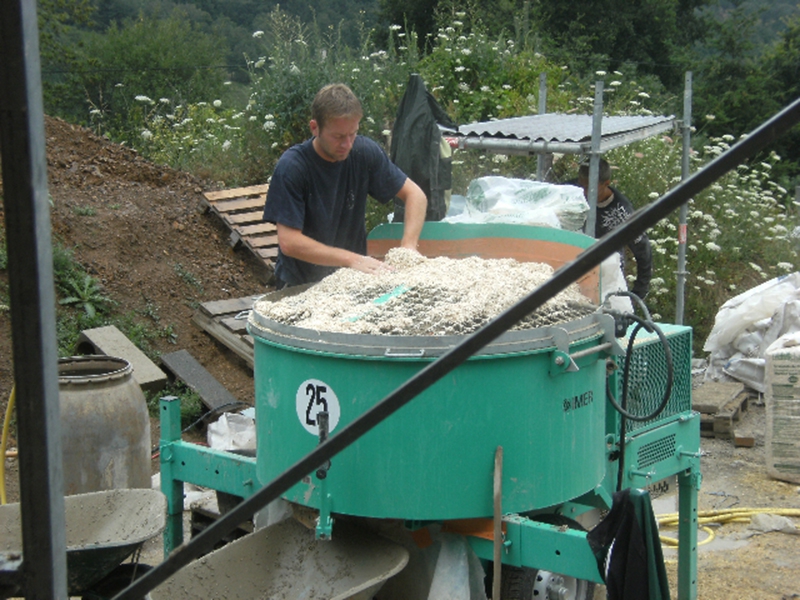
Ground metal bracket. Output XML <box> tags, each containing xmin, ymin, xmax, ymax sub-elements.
<box><xmin>596</xmin><ymin>313</ymin><xmax>626</xmax><ymax>355</ymax></box>
<box><xmin>547</xmin><ymin>327</ymin><xmax>578</xmax><ymax>375</ymax></box>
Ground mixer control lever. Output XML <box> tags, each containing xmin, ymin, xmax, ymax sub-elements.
<box><xmin>316</xmin><ymin>411</ymin><xmax>332</xmax><ymax>479</ymax></box>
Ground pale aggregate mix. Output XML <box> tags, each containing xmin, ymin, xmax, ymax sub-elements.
<box><xmin>254</xmin><ymin>248</ymin><xmax>596</xmax><ymax>335</ymax></box>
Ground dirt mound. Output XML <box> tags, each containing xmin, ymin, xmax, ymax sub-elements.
<box><xmin>0</xmin><ymin>116</ymin><xmax>269</xmax><ymax>415</ymax></box>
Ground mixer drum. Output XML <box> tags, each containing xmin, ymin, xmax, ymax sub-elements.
<box><xmin>250</xmin><ymin>302</ymin><xmax>612</xmax><ymax>521</ymax></box>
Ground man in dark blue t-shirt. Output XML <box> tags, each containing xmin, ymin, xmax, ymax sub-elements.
<box><xmin>262</xmin><ymin>83</ymin><xmax>427</xmax><ymax>287</ymax></box>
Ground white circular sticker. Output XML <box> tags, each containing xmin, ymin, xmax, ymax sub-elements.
<box><xmin>295</xmin><ymin>379</ymin><xmax>341</xmax><ymax>436</ymax></box>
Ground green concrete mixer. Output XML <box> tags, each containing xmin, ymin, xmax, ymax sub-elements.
<box><xmin>155</xmin><ymin>223</ymin><xmax>700</xmax><ymax>600</ymax></box>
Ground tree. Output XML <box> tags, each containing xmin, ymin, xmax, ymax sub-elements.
<box><xmin>378</xmin><ymin>0</ymin><xmax>439</xmax><ymax>50</ymax></box>
<box><xmin>760</xmin><ymin>11</ymin><xmax>800</xmax><ymax>184</ymax></box>
<box><xmin>688</xmin><ymin>2</ymin><xmax>779</xmax><ymax>135</ymax></box>
<box><xmin>531</xmin><ymin>0</ymin><xmax>711</xmax><ymax>87</ymax></box>
<box><xmin>38</xmin><ymin>0</ymin><xmax>96</xmax><ymax>118</ymax></box>
<box><xmin>68</xmin><ymin>11</ymin><xmax>229</xmax><ymax>131</ymax></box>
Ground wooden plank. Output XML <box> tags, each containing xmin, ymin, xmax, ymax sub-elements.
<box><xmin>257</xmin><ymin>247</ymin><xmax>280</xmax><ymax>259</ymax></box>
<box><xmin>237</xmin><ymin>222</ymin><xmax>277</xmax><ymax>236</ymax></box>
<box><xmin>203</xmin><ymin>184</ymin><xmax>269</xmax><ymax>202</ymax></box>
<box><xmin>160</xmin><ymin>349</ymin><xmax>241</xmax><ymax>412</ymax></box>
<box><xmin>198</xmin><ymin>295</ymin><xmax>262</xmax><ymax>318</ymax></box>
<box><xmin>247</xmin><ymin>235</ymin><xmax>279</xmax><ymax>249</ymax></box>
<box><xmin>223</xmin><ymin>211</ymin><xmax>265</xmax><ymax>226</ymax></box>
<box><xmin>221</xmin><ymin>315</ymin><xmax>249</xmax><ymax>335</ymax></box>
<box><xmin>211</xmin><ymin>196</ymin><xmax>266</xmax><ymax>214</ymax></box>
<box><xmin>692</xmin><ymin>381</ymin><xmax>744</xmax><ymax>415</ymax></box>
<box><xmin>712</xmin><ymin>391</ymin><xmax>749</xmax><ymax>438</ymax></box>
<box><xmin>192</xmin><ymin>311</ymin><xmax>255</xmax><ymax>369</ymax></box>
<box><xmin>75</xmin><ymin>325</ymin><xmax>168</xmax><ymax>393</ymax></box>
<box><xmin>201</xmin><ymin>184</ymin><xmax>277</xmax><ymax>271</ymax></box>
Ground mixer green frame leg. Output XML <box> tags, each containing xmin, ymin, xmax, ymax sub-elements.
<box><xmin>677</xmin><ymin>464</ymin><xmax>700</xmax><ymax>600</ymax></box>
<box><xmin>158</xmin><ymin>396</ymin><xmax>260</xmax><ymax>556</ymax></box>
<box><xmin>160</xmin><ymin>397</ymin><xmax>184</xmax><ymax>556</ymax></box>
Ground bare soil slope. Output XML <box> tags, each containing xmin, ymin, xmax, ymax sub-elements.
<box><xmin>0</xmin><ymin>116</ymin><xmax>267</xmax><ymax>411</ymax></box>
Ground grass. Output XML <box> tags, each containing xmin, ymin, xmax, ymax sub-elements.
<box><xmin>146</xmin><ymin>383</ymin><xmax>205</xmax><ymax>429</ymax></box>
<box><xmin>173</xmin><ymin>262</ymin><xmax>203</xmax><ymax>292</ymax></box>
<box><xmin>72</xmin><ymin>205</ymin><xmax>97</xmax><ymax>217</ymax></box>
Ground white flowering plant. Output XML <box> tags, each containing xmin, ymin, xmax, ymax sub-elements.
<box><xmin>607</xmin><ymin>136</ymin><xmax>797</xmax><ymax>351</ymax></box>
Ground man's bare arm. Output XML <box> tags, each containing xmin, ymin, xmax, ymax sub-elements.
<box><xmin>395</xmin><ymin>177</ymin><xmax>427</xmax><ymax>250</ymax></box>
<box><xmin>276</xmin><ymin>224</ymin><xmax>391</xmax><ymax>275</ymax></box>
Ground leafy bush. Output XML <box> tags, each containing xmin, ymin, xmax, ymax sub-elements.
<box><xmin>74</xmin><ymin>12</ymin><xmax>230</xmax><ymax>136</ymax></box>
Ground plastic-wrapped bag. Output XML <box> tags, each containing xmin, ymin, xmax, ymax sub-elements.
<box><xmin>445</xmin><ymin>176</ymin><xmax>588</xmax><ymax>231</ymax></box>
<box><xmin>704</xmin><ymin>273</ymin><xmax>800</xmax><ymax>391</ymax></box>
<box><xmin>703</xmin><ymin>273</ymin><xmax>800</xmax><ymax>354</ymax></box>
<box><xmin>601</xmin><ymin>253</ymin><xmax>634</xmax><ymax>313</ymax></box>
<box><xmin>207</xmin><ymin>411</ymin><xmax>256</xmax><ymax>452</ymax></box>
<box><xmin>765</xmin><ymin>332</ymin><xmax>800</xmax><ymax>483</ymax></box>
<box><xmin>426</xmin><ymin>533</ymin><xmax>487</xmax><ymax>600</ymax></box>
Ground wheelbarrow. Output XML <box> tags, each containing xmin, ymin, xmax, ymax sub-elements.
<box><xmin>151</xmin><ymin>517</ymin><xmax>409</xmax><ymax>600</ymax></box>
<box><xmin>0</xmin><ymin>488</ymin><xmax>166</xmax><ymax>598</ymax></box>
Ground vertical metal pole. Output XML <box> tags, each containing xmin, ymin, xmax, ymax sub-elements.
<box><xmin>160</xmin><ymin>397</ymin><xmax>185</xmax><ymax>556</ymax></box>
<box><xmin>0</xmin><ymin>1</ymin><xmax>68</xmax><ymax>597</ymax></box>
<box><xmin>585</xmin><ymin>81</ymin><xmax>604</xmax><ymax>238</ymax></box>
<box><xmin>536</xmin><ymin>73</ymin><xmax>547</xmax><ymax>181</ymax></box>
<box><xmin>677</xmin><ymin>465</ymin><xmax>700</xmax><ymax>600</ymax></box>
<box><xmin>676</xmin><ymin>72</ymin><xmax>693</xmax><ymax>325</ymax></box>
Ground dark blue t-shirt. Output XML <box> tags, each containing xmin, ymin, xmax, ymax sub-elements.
<box><xmin>263</xmin><ymin>136</ymin><xmax>407</xmax><ymax>286</ymax></box>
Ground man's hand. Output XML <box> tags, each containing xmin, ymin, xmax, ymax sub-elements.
<box><xmin>351</xmin><ymin>255</ymin><xmax>394</xmax><ymax>275</ymax></box>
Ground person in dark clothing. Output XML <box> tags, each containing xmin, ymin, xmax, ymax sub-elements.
<box><xmin>262</xmin><ymin>83</ymin><xmax>427</xmax><ymax>288</ymax></box>
<box><xmin>576</xmin><ymin>158</ymin><xmax>653</xmax><ymax>300</ymax></box>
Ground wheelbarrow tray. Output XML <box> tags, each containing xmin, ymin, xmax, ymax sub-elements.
<box><xmin>0</xmin><ymin>488</ymin><xmax>165</xmax><ymax>596</ymax></box>
<box><xmin>152</xmin><ymin>517</ymin><xmax>409</xmax><ymax>600</ymax></box>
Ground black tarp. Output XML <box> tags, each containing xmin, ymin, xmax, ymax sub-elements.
<box><xmin>390</xmin><ymin>74</ymin><xmax>457</xmax><ymax>222</ymax></box>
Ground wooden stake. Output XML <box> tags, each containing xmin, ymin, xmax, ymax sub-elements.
<box><xmin>493</xmin><ymin>446</ymin><xmax>503</xmax><ymax>600</ymax></box>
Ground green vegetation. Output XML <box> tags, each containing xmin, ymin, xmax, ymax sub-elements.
<box><xmin>58</xmin><ymin>273</ymin><xmax>113</xmax><ymax>318</ymax></box>
<box><xmin>173</xmin><ymin>262</ymin><xmax>203</xmax><ymax>292</ymax></box>
<box><xmin>71</xmin><ymin>205</ymin><xmax>97</xmax><ymax>217</ymax></box>
<box><xmin>146</xmin><ymin>383</ymin><xmax>205</xmax><ymax>428</ymax></box>
<box><xmin>44</xmin><ymin>240</ymin><xmax>178</xmax><ymax>360</ymax></box>
<box><xmin>31</xmin><ymin>0</ymin><xmax>800</xmax><ymax>356</ymax></box>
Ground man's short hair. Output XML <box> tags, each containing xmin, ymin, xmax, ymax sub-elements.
<box><xmin>578</xmin><ymin>158</ymin><xmax>612</xmax><ymax>183</ymax></box>
<box><xmin>311</xmin><ymin>84</ymin><xmax>363</xmax><ymax>130</ymax></box>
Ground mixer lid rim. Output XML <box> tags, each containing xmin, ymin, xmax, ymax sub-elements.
<box><xmin>248</xmin><ymin>310</ymin><xmax>611</xmax><ymax>357</ymax></box>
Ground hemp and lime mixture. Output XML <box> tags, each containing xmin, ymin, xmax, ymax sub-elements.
<box><xmin>253</xmin><ymin>248</ymin><xmax>596</xmax><ymax>335</ymax></box>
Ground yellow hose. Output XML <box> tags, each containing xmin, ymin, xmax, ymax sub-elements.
<box><xmin>1</xmin><ymin>385</ymin><xmax>16</xmax><ymax>505</ymax></box>
<box><xmin>658</xmin><ymin>507</ymin><xmax>800</xmax><ymax>547</ymax></box>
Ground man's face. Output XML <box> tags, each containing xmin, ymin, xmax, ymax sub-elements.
<box><xmin>310</xmin><ymin>115</ymin><xmax>360</xmax><ymax>162</ymax></box>
<box><xmin>577</xmin><ymin>176</ymin><xmax>611</xmax><ymax>202</ymax></box>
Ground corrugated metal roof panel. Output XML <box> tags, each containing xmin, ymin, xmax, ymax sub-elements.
<box><xmin>459</xmin><ymin>113</ymin><xmax>675</xmax><ymax>143</ymax></box>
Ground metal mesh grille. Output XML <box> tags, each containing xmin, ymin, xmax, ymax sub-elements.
<box><xmin>621</xmin><ymin>325</ymin><xmax>693</xmax><ymax>434</ymax></box>
<box><xmin>638</xmin><ymin>434</ymin><xmax>677</xmax><ymax>468</ymax></box>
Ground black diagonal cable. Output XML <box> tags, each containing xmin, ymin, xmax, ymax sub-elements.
<box><xmin>113</xmin><ymin>95</ymin><xmax>800</xmax><ymax>600</ymax></box>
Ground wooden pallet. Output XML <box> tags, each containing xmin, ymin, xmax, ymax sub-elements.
<box><xmin>191</xmin><ymin>295</ymin><xmax>262</xmax><ymax>369</ymax></box>
<box><xmin>202</xmin><ymin>184</ymin><xmax>278</xmax><ymax>268</ymax></box>
<box><xmin>694</xmin><ymin>381</ymin><xmax>751</xmax><ymax>440</ymax></box>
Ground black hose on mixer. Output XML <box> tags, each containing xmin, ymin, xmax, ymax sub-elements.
<box><xmin>607</xmin><ymin>314</ymin><xmax>674</xmax><ymax>422</ymax></box>
<box><xmin>602</xmin><ymin>294</ymin><xmax>675</xmax><ymax>491</ymax></box>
